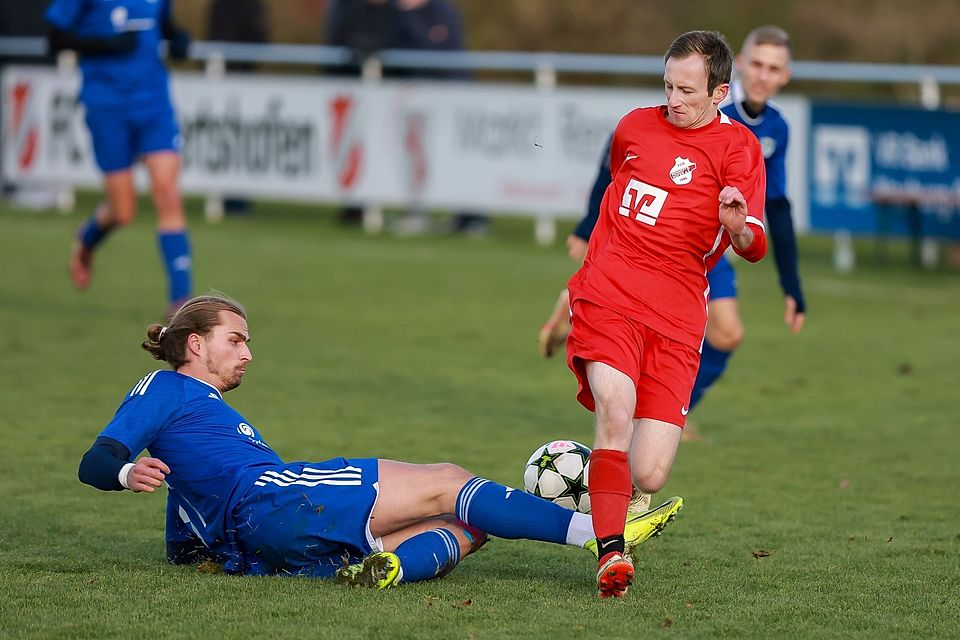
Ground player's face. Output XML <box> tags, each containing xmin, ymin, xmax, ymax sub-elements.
<box><xmin>736</xmin><ymin>43</ymin><xmax>791</xmax><ymax>110</ymax></box>
<box><xmin>201</xmin><ymin>311</ymin><xmax>252</xmax><ymax>393</ymax></box>
<box><xmin>664</xmin><ymin>55</ymin><xmax>729</xmax><ymax>129</ymax></box>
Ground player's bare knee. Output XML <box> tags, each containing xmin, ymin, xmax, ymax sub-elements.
<box><xmin>432</xmin><ymin>463</ymin><xmax>472</xmax><ymax>511</ymax></box>
<box><xmin>710</xmin><ymin>321</ymin><xmax>744</xmax><ymax>351</ymax></box>
<box><xmin>111</xmin><ymin>203</ymin><xmax>137</xmax><ymax>226</ymax></box>
<box><xmin>631</xmin><ymin>466</ymin><xmax>670</xmax><ymax>494</ymax></box>
<box><xmin>152</xmin><ymin>184</ymin><xmax>182</xmax><ymax>218</ymax></box>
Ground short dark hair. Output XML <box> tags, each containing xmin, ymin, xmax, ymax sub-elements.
<box><xmin>142</xmin><ymin>294</ymin><xmax>246</xmax><ymax>369</ymax></box>
<box><xmin>742</xmin><ymin>25</ymin><xmax>792</xmax><ymax>57</ymax></box>
<box><xmin>664</xmin><ymin>30</ymin><xmax>734</xmax><ymax>94</ymax></box>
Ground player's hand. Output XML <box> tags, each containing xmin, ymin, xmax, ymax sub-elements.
<box><xmin>718</xmin><ymin>186</ymin><xmax>748</xmax><ymax>235</ymax></box>
<box><xmin>167</xmin><ymin>29</ymin><xmax>191</xmax><ymax>60</ymax></box>
<box><xmin>126</xmin><ymin>457</ymin><xmax>170</xmax><ymax>493</ymax></box>
<box><xmin>566</xmin><ymin>235</ymin><xmax>588</xmax><ymax>263</ymax></box>
<box><xmin>784</xmin><ymin>295</ymin><xmax>805</xmax><ymax>334</ymax></box>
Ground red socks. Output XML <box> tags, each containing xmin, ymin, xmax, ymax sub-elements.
<box><xmin>588</xmin><ymin>448</ymin><xmax>632</xmax><ymax>541</ymax></box>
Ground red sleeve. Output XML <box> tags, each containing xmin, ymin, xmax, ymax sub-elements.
<box><xmin>725</xmin><ymin>134</ymin><xmax>767</xmax><ymax>262</ymax></box>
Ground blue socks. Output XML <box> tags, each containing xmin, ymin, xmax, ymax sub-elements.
<box><xmin>393</xmin><ymin>528</ymin><xmax>461</xmax><ymax>583</ymax></box>
<box><xmin>158</xmin><ymin>230</ymin><xmax>192</xmax><ymax>305</ymax></box>
<box><xmin>390</xmin><ymin>478</ymin><xmax>588</xmax><ymax>584</ymax></box>
<box><xmin>77</xmin><ymin>208</ymin><xmax>192</xmax><ymax>308</ymax></box>
<box><xmin>689</xmin><ymin>339</ymin><xmax>733</xmax><ymax>411</ymax></box>
<box><xmin>78</xmin><ymin>211</ymin><xmax>112</xmax><ymax>249</ymax></box>
<box><xmin>455</xmin><ymin>477</ymin><xmax>573</xmax><ymax>545</ymax></box>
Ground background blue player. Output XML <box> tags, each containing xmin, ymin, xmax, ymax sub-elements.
<box><xmin>45</xmin><ymin>0</ymin><xmax>193</xmax><ymax>317</ymax></box>
<box><xmin>540</xmin><ymin>25</ymin><xmax>805</xmax><ymax>442</ymax></box>
<box><xmin>77</xmin><ymin>294</ymin><xmax>681</xmax><ymax>589</ymax></box>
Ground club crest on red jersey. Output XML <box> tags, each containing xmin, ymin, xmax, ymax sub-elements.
<box><xmin>669</xmin><ymin>156</ymin><xmax>697</xmax><ymax>185</ymax></box>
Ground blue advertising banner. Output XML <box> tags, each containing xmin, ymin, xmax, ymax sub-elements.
<box><xmin>809</xmin><ymin>103</ymin><xmax>960</xmax><ymax>238</ymax></box>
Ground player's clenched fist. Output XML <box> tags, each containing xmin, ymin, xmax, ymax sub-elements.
<box><xmin>126</xmin><ymin>457</ymin><xmax>170</xmax><ymax>493</ymax></box>
<box><xmin>718</xmin><ymin>186</ymin><xmax>748</xmax><ymax>235</ymax></box>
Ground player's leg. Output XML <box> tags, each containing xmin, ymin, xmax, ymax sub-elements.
<box><xmin>71</xmin><ymin>108</ymin><xmax>137</xmax><ymax>289</ymax></box>
<box><xmin>565</xmin><ymin>300</ymin><xmax>643</xmax><ymax>596</ymax></box>
<box><xmin>630</xmin><ymin>326</ymin><xmax>699</xmax><ymax>489</ymax></box>
<box><xmin>370</xmin><ymin>461</ymin><xmax>471</xmax><ymax>540</ymax></box>
<box><xmin>618</xmin><ymin>424</ymin><xmax>684</xmax><ymax>559</ymax></box>
<box><xmin>584</xmin><ymin>361</ymin><xmax>640</xmax><ymax>597</ymax></box>
<box><xmin>338</xmin><ymin>516</ymin><xmax>478</xmax><ymax>588</ymax></box>
<box><xmin>628</xmin><ymin>418</ymin><xmax>682</xmax><ymax>494</ymax></box>
<box><xmin>143</xmin><ymin>151</ymin><xmax>191</xmax><ymax>315</ymax></box>
<box><xmin>361</xmin><ymin>459</ymin><xmax>597</xmax><ymax>586</ymax></box>
<box><xmin>689</xmin><ymin>255</ymin><xmax>742</xmax><ymax>413</ymax></box>
<box><xmin>139</xmin><ymin>102</ymin><xmax>191</xmax><ymax>315</ymax></box>
<box><xmin>585</xmin><ymin>361</ymin><xmax>636</xmax><ymax>536</ymax></box>
<box><xmin>373</xmin><ymin>460</ymin><xmax>593</xmax><ymax>547</ymax></box>
<box><xmin>621</xmin><ymin>326</ymin><xmax>696</xmax><ymax>549</ymax></box>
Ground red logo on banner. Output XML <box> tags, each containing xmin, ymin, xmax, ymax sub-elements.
<box><xmin>9</xmin><ymin>82</ymin><xmax>39</xmax><ymax>171</ymax></box>
<box><xmin>404</xmin><ymin>112</ymin><xmax>428</xmax><ymax>194</ymax></box>
<box><xmin>330</xmin><ymin>95</ymin><xmax>363</xmax><ymax>190</ymax></box>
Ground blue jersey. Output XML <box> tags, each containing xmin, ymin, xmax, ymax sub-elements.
<box><xmin>720</xmin><ymin>81</ymin><xmax>789</xmax><ymax>200</ymax></box>
<box><xmin>100</xmin><ymin>370</ymin><xmax>282</xmax><ymax>557</ymax></box>
<box><xmin>45</xmin><ymin>0</ymin><xmax>173</xmax><ymax>108</ymax></box>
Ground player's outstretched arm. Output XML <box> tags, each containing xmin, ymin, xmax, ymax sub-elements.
<box><xmin>765</xmin><ymin>197</ymin><xmax>807</xmax><ymax>333</ymax></box>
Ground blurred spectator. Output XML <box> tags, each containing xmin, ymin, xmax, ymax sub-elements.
<box><xmin>326</xmin><ymin>0</ymin><xmax>399</xmax><ymax>73</ymax></box>
<box><xmin>207</xmin><ymin>0</ymin><xmax>271</xmax><ymax>214</ymax></box>
<box><xmin>0</xmin><ymin>2</ymin><xmax>53</xmax><ymax>203</ymax></box>
<box><xmin>324</xmin><ymin>0</ymin><xmax>487</xmax><ymax>234</ymax></box>
<box><xmin>324</xmin><ymin>0</ymin><xmax>400</xmax><ymax>225</ymax></box>
<box><xmin>208</xmin><ymin>0</ymin><xmax>269</xmax><ymax>71</ymax></box>
<box><xmin>394</xmin><ymin>0</ymin><xmax>466</xmax><ymax>79</ymax></box>
<box><xmin>391</xmin><ymin>0</ymin><xmax>490</xmax><ymax>237</ymax></box>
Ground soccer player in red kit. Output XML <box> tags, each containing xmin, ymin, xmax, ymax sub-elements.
<box><xmin>566</xmin><ymin>30</ymin><xmax>767</xmax><ymax>598</ymax></box>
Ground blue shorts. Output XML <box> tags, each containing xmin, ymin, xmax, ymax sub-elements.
<box><xmin>84</xmin><ymin>100</ymin><xmax>181</xmax><ymax>173</ymax></box>
<box><xmin>229</xmin><ymin>458</ymin><xmax>381</xmax><ymax>578</ymax></box>
<box><xmin>707</xmin><ymin>254</ymin><xmax>737</xmax><ymax>301</ymax></box>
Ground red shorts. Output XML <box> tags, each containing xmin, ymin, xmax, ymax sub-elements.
<box><xmin>566</xmin><ymin>299</ymin><xmax>700</xmax><ymax>427</ymax></box>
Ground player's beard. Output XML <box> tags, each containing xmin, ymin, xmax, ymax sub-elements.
<box><xmin>205</xmin><ymin>354</ymin><xmax>245</xmax><ymax>392</ymax></box>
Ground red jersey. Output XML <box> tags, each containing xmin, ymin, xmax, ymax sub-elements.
<box><xmin>568</xmin><ymin>106</ymin><xmax>767</xmax><ymax>350</ymax></box>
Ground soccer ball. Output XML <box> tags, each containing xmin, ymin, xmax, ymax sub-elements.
<box><xmin>523</xmin><ymin>440</ymin><xmax>591</xmax><ymax>513</ymax></box>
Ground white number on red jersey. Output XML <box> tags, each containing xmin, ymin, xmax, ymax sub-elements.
<box><xmin>618</xmin><ymin>179</ymin><xmax>668</xmax><ymax>226</ymax></box>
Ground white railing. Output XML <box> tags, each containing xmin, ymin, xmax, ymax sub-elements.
<box><xmin>3</xmin><ymin>37</ymin><xmax>957</xmax><ymax>244</ymax></box>
<box><xmin>4</xmin><ymin>36</ymin><xmax>960</xmax><ymax>94</ymax></box>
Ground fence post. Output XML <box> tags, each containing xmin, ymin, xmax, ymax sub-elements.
<box><xmin>534</xmin><ymin>60</ymin><xmax>558</xmax><ymax>246</ymax></box>
<box><xmin>55</xmin><ymin>50</ymin><xmax>77</xmax><ymax>213</ymax></box>
<box><xmin>203</xmin><ymin>52</ymin><xmax>227</xmax><ymax>223</ymax></box>
<box><xmin>360</xmin><ymin>54</ymin><xmax>384</xmax><ymax>234</ymax></box>
<box><xmin>918</xmin><ymin>75</ymin><xmax>941</xmax><ymax>268</ymax></box>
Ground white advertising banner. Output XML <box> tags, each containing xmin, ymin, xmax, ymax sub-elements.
<box><xmin>2</xmin><ymin>67</ymin><xmax>97</xmax><ymax>186</ymax></box>
<box><xmin>2</xmin><ymin>66</ymin><xmax>808</xmax><ymax>224</ymax></box>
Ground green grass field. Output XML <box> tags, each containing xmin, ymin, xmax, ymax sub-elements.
<box><xmin>1</xmin><ymin>196</ymin><xmax>958</xmax><ymax>639</ymax></box>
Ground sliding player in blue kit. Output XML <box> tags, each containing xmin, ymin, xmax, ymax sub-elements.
<box><xmin>45</xmin><ymin>0</ymin><xmax>193</xmax><ymax>316</ymax></box>
<box><xmin>540</xmin><ymin>25</ymin><xmax>806</xmax><ymax>438</ymax></box>
<box><xmin>78</xmin><ymin>294</ymin><xmax>681</xmax><ymax>590</ymax></box>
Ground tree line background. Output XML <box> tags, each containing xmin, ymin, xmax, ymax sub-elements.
<box><xmin>168</xmin><ymin>0</ymin><xmax>960</xmax><ymax>105</ymax></box>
